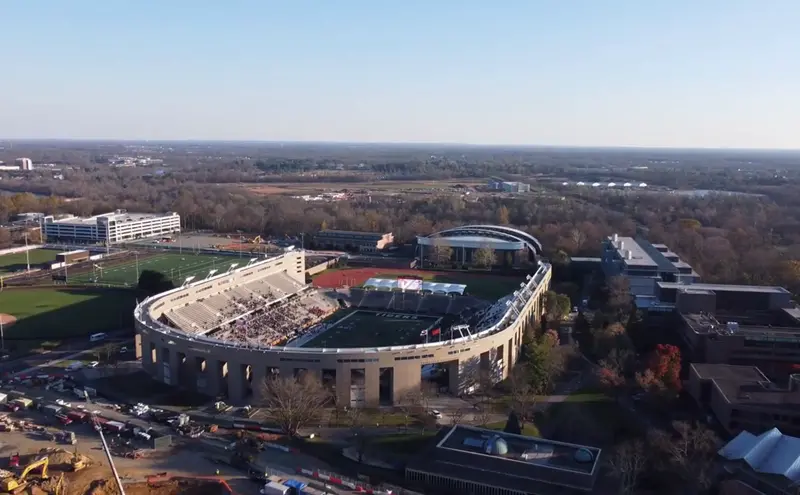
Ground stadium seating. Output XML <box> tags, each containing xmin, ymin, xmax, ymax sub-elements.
<box><xmin>360</xmin><ymin>290</ymin><xmax>394</xmax><ymax>309</ymax></box>
<box><xmin>386</xmin><ymin>292</ymin><xmax>421</xmax><ymax>312</ymax></box>
<box><xmin>417</xmin><ymin>294</ymin><xmax>451</xmax><ymax>314</ymax></box>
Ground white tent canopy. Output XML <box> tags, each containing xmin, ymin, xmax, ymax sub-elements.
<box><xmin>363</xmin><ymin>277</ymin><xmax>466</xmax><ymax>295</ymax></box>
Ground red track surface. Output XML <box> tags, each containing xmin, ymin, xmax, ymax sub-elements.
<box><xmin>313</xmin><ymin>267</ymin><xmax>463</xmax><ymax>288</ymax></box>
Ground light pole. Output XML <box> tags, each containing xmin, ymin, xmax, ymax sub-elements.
<box><xmin>1</xmin><ymin>317</ymin><xmax>5</xmax><ymax>351</ymax></box>
<box><xmin>135</xmin><ymin>252</ymin><xmax>140</xmax><ymax>281</ymax></box>
<box><xmin>24</xmin><ymin>233</ymin><xmax>30</xmax><ymax>272</ymax></box>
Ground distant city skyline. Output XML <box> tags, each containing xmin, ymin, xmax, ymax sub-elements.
<box><xmin>3</xmin><ymin>1</ymin><xmax>800</xmax><ymax>149</ymax></box>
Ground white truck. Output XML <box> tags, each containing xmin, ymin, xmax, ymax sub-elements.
<box><xmin>260</xmin><ymin>481</ymin><xmax>290</xmax><ymax>495</ymax></box>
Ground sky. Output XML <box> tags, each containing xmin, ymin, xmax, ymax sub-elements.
<box><xmin>2</xmin><ymin>1</ymin><xmax>800</xmax><ymax>148</ymax></box>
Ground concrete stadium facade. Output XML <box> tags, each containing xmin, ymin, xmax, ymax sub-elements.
<box><xmin>135</xmin><ymin>249</ymin><xmax>552</xmax><ymax>407</ymax></box>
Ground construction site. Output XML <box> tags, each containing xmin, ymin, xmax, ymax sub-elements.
<box><xmin>0</xmin><ymin>391</ymin><xmax>368</xmax><ymax>495</ymax></box>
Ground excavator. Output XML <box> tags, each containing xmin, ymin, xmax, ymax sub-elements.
<box><xmin>70</xmin><ymin>450</ymin><xmax>86</xmax><ymax>472</ymax></box>
<box><xmin>1</xmin><ymin>456</ymin><xmax>49</xmax><ymax>492</ymax></box>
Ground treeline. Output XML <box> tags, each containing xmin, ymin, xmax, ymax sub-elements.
<box><xmin>2</xmin><ymin>175</ymin><xmax>799</xmax><ymax>294</ymax></box>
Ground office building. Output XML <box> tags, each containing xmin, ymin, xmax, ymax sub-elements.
<box><xmin>487</xmin><ymin>179</ymin><xmax>531</xmax><ymax>193</ymax></box>
<box><xmin>42</xmin><ymin>210</ymin><xmax>180</xmax><ymax>244</ymax></box>
<box><xmin>669</xmin><ymin>286</ymin><xmax>799</xmax><ymax>377</ymax></box>
<box><xmin>718</xmin><ymin>427</ymin><xmax>800</xmax><ymax>495</ymax></box>
<box><xmin>14</xmin><ymin>158</ymin><xmax>33</xmax><ymax>170</ymax></box>
<box><xmin>601</xmin><ymin>235</ymin><xmax>699</xmax><ymax>308</ymax></box>
<box><xmin>406</xmin><ymin>425</ymin><xmax>601</xmax><ymax>495</ymax></box>
<box><xmin>310</xmin><ymin>230</ymin><xmax>393</xmax><ymax>253</ymax></box>
<box><xmin>688</xmin><ymin>364</ymin><xmax>800</xmax><ymax>437</ymax></box>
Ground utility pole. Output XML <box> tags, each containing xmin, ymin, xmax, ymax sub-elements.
<box><xmin>1</xmin><ymin>317</ymin><xmax>5</xmax><ymax>352</ymax></box>
<box><xmin>135</xmin><ymin>252</ymin><xmax>140</xmax><ymax>282</ymax></box>
<box><xmin>24</xmin><ymin>233</ymin><xmax>30</xmax><ymax>271</ymax></box>
<box><xmin>93</xmin><ymin>420</ymin><xmax>126</xmax><ymax>495</ymax></box>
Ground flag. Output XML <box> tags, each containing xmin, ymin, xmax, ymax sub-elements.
<box><xmin>431</xmin><ymin>328</ymin><xmax>441</xmax><ymax>336</ymax></box>
<box><xmin>420</xmin><ymin>329</ymin><xmax>428</xmax><ymax>337</ymax></box>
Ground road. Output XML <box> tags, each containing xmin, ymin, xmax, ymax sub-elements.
<box><xmin>2</xmin><ymin>335</ymin><xmax>133</xmax><ymax>377</ymax></box>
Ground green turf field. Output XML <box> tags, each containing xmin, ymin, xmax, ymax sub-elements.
<box><xmin>0</xmin><ymin>287</ymin><xmax>136</xmax><ymax>342</ymax></box>
<box><xmin>0</xmin><ymin>249</ymin><xmax>62</xmax><ymax>275</ymax></box>
<box><xmin>301</xmin><ymin>309</ymin><xmax>441</xmax><ymax>348</ymax></box>
<box><xmin>69</xmin><ymin>252</ymin><xmax>231</xmax><ymax>287</ymax></box>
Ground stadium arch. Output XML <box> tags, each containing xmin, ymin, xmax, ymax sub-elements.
<box><xmin>416</xmin><ymin>224</ymin><xmax>543</xmax><ymax>269</ymax></box>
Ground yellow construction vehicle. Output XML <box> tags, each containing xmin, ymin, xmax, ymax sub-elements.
<box><xmin>70</xmin><ymin>451</ymin><xmax>86</xmax><ymax>472</ymax></box>
<box><xmin>249</xmin><ymin>235</ymin><xmax>262</xmax><ymax>244</ymax></box>
<box><xmin>1</xmin><ymin>456</ymin><xmax>48</xmax><ymax>492</ymax></box>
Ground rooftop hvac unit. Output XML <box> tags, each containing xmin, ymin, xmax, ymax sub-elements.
<box><xmin>619</xmin><ymin>241</ymin><xmax>625</xmax><ymax>251</ymax></box>
<box><xmin>613</xmin><ymin>233</ymin><xmax>619</xmax><ymax>243</ymax></box>
<box><xmin>626</xmin><ymin>250</ymin><xmax>633</xmax><ymax>260</ymax></box>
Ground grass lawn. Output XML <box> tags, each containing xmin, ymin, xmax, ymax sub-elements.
<box><xmin>542</xmin><ymin>387</ymin><xmax>636</xmax><ymax>446</ymax></box>
<box><xmin>68</xmin><ymin>252</ymin><xmax>229</xmax><ymax>287</ymax></box>
<box><xmin>486</xmin><ymin>420</ymin><xmax>541</xmax><ymax>437</ymax></box>
<box><xmin>302</xmin><ymin>309</ymin><xmax>441</xmax><ymax>348</ymax></box>
<box><xmin>0</xmin><ymin>287</ymin><xmax>136</xmax><ymax>343</ymax></box>
<box><xmin>0</xmin><ymin>249</ymin><xmax>62</xmax><ymax>275</ymax></box>
<box><xmin>368</xmin><ymin>432</ymin><xmax>436</xmax><ymax>454</ymax></box>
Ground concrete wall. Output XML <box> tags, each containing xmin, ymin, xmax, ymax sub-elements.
<box><xmin>306</xmin><ymin>257</ymin><xmax>340</xmax><ymax>277</ymax></box>
<box><xmin>135</xmin><ymin>251</ymin><xmax>551</xmax><ymax>407</ymax></box>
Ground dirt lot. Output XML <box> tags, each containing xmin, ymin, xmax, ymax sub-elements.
<box><xmin>238</xmin><ymin>179</ymin><xmax>483</xmax><ymax>196</ymax></box>
<box><xmin>0</xmin><ymin>428</ymin><xmax>247</xmax><ymax>495</ymax></box>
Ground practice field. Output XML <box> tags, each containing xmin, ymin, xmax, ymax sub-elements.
<box><xmin>313</xmin><ymin>267</ymin><xmax>524</xmax><ymax>299</ymax></box>
<box><xmin>68</xmin><ymin>252</ymin><xmax>231</xmax><ymax>287</ymax></box>
<box><xmin>301</xmin><ymin>310</ymin><xmax>442</xmax><ymax>348</ymax></box>
<box><xmin>0</xmin><ymin>287</ymin><xmax>136</xmax><ymax>343</ymax></box>
<box><xmin>0</xmin><ymin>249</ymin><xmax>62</xmax><ymax>275</ymax></box>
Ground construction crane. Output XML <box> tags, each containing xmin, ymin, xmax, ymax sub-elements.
<box><xmin>92</xmin><ymin>417</ymin><xmax>126</xmax><ymax>495</ymax></box>
<box><xmin>1</xmin><ymin>456</ymin><xmax>49</xmax><ymax>492</ymax></box>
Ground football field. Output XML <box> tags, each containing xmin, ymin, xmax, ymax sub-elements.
<box><xmin>302</xmin><ymin>309</ymin><xmax>442</xmax><ymax>348</ymax></box>
<box><xmin>69</xmin><ymin>252</ymin><xmax>231</xmax><ymax>287</ymax></box>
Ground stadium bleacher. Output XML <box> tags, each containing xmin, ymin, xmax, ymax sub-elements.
<box><xmin>163</xmin><ymin>272</ymin><xmax>491</xmax><ymax>350</ymax></box>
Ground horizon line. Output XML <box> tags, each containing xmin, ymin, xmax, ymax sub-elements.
<box><xmin>2</xmin><ymin>138</ymin><xmax>800</xmax><ymax>153</ymax></box>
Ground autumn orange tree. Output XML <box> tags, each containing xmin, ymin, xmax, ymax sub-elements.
<box><xmin>647</xmin><ymin>344</ymin><xmax>682</xmax><ymax>393</ymax></box>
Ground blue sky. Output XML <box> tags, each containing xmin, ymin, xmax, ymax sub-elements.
<box><xmin>2</xmin><ymin>1</ymin><xmax>799</xmax><ymax>148</ymax></box>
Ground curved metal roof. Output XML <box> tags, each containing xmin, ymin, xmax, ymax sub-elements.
<box><xmin>423</xmin><ymin>224</ymin><xmax>543</xmax><ymax>255</ymax></box>
<box><xmin>719</xmin><ymin>428</ymin><xmax>800</xmax><ymax>482</ymax></box>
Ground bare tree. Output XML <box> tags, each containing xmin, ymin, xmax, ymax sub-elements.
<box><xmin>430</xmin><ymin>237</ymin><xmax>453</xmax><ymax>267</ymax></box>
<box><xmin>606</xmin><ymin>439</ymin><xmax>648</xmax><ymax>495</ymax></box>
<box><xmin>472</xmin><ymin>245</ymin><xmax>495</xmax><ymax>269</ymax></box>
<box><xmin>652</xmin><ymin>421</ymin><xmax>719</xmax><ymax>493</ymax></box>
<box><xmin>509</xmin><ymin>364</ymin><xmax>538</xmax><ymax>431</ymax></box>
<box><xmin>347</xmin><ymin>407</ymin><xmax>369</xmax><ymax>463</ymax></box>
<box><xmin>259</xmin><ymin>374</ymin><xmax>330</xmax><ymax>437</ymax></box>
<box><xmin>450</xmin><ymin>407</ymin><xmax>466</xmax><ymax>426</ymax></box>
<box><xmin>397</xmin><ymin>390</ymin><xmax>421</xmax><ymax>430</ymax></box>
<box><xmin>99</xmin><ymin>342</ymin><xmax>119</xmax><ymax>364</ymax></box>
<box><xmin>475</xmin><ymin>403</ymin><xmax>492</xmax><ymax>427</ymax></box>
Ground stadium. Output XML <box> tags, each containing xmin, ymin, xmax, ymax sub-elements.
<box><xmin>134</xmin><ymin>236</ymin><xmax>552</xmax><ymax>407</ymax></box>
